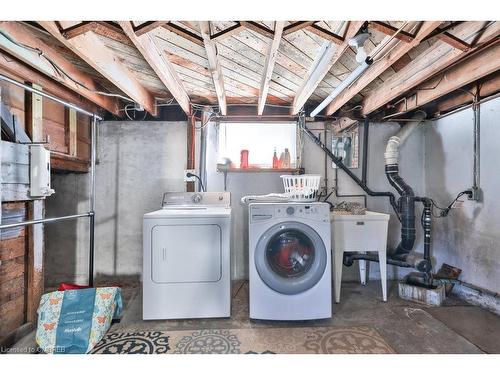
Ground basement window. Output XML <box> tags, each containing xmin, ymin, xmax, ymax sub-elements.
<box><xmin>217</xmin><ymin>122</ymin><xmax>298</xmax><ymax>170</ymax></box>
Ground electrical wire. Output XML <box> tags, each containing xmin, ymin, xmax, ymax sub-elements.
<box><xmin>428</xmin><ymin>190</ymin><xmax>469</xmax><ymax>218</ymax></box>
<box><xmin>124</xmin><ymin>103</ymin><xmax>147</xmax><ymax>121</ymax></box>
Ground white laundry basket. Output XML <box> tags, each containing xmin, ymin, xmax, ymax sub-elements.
<box><xmin>281</xmin><ymin>174</ymin><xmax>321</xmax><ymax>202</ymax></box>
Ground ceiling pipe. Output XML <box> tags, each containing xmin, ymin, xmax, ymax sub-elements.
<box><xmin>310</xmin><ymin>21</ymin><xmax>410</xmax><ymax>118</ymax></box>
<box><xmin>310</xmin><ymin>59</ymin><xmax>372</xmax><ymax>117</ymax></box>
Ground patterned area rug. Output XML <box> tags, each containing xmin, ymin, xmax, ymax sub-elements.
<box><xmin>91</xmin><ymin>326</ymin><xmax>394</xmax><ymax>354</ymax></box>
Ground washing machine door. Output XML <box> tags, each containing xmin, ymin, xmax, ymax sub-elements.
<box><xmin>255</xmin><ymin>221</ymin><xmax>327</xmax><ymax>295</ymax></box>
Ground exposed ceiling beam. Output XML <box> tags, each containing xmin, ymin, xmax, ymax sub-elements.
<box><xmin>283</xmin><ymin>21</ymin><xmax>317</xmax><ymax>35</ymax></box>
<box><xmin>240</xmin><ymin>21</ymin><xmax>274</xmax><ymax>39</ymax></box>
<box><xmin>133</xmin><ymin>21</ymin><xmax>167</xmax><ymax>37</ymax></box>
<box><xmin>161</xmin><ymin>22</ymin><xmax>204</xmax><ymax>46</ymax></box>
<box><xmin>211</xmin><ymin>22</ymin><xmax>244</xmax><ymax>42</ymax></box>
<box><xmin>306</xmin><ymin>24</ymin><xmax>344</xmax><ymax>44</ymax></box>
<box><xmin>39</xmin><ymin>21</ymin><xmax>157</xmax><ymax>115</ymax></box>
<box><xmin>436</xmin><ymin>32</ymin><xmax>471</xmax><ymax>51</ymax></box>
<box><xmin>387</xmin><ymin>42</ymin><xmax>500</xmax><ymax>116</ymax></box>
<box><xmin>199</xmin><ymin>21</ymin><xmax>227</xmax><ymax>115</ymax></box>
<box><xmin>291</xmin><ymin>21</ymin><xmax>365</xmax><ymax>115</ymax></box>
<box><xmin>361</xmin><ymin>22</ymin><xmax>500</xmax><ymax>116</ymax></box>
<box><xmin>434</xmin><ymin>72</ymin><xmax>500</xmax><ymax>115</ymax></box>
<box><xmin>0</xmin><ymin>49</ymin><xmax>99</xmax><ymax>114</ymax></box>
<box><xmin>61</xmin><ymin>21</ymin><xmax>131</xmax><ymax>44</ymax></box>
<box><xmin>119</xmin><ymin>21</ymin><xmax>191</xmax><ymax>115</ymax></box>
<box><xmin>258</xmin><ymin>21</ymin><xmax>285</xmax><ymax>115</ymax></box>
<box><xmin>59</xmin><ymin>21</ymin><xmax>93</xmax><ymax>39</ymax></box>
<box><xmin>422</xmin><ymin>21</ymin><xmax>472</xmax><ymax>51</ymax></box>
<box><xmin>368</xmin><ymin>21</ymin><xmax>415</xmax><ymax>43</ymax></box>
<box><xmin>0</xmin><ymin>21</ymin><xmax>119</xmax><ymax>115</ymax></box>
<box><xmin>324</xmin><ymin>21</ymin><xmax>443</xmax><ymax>116</ymax></box>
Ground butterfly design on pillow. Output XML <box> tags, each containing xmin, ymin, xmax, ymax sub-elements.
<box><xmin>43</xmin><ymin>322</ymin><xmax>56</xmax><ymax>330</ymax></box>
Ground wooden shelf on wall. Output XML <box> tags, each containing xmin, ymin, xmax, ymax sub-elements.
<box><xmin>222</xmin><ymin>168</ymin><xmax>303</xmax><ymax>174</ymax></box>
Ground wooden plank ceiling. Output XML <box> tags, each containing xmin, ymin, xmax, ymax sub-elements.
<box><xmin>0</xmin><ymin>20</ymin><xmax>497</xmax><ymax>119</ymax></box>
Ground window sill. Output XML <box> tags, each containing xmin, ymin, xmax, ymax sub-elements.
<box><xmin>220</xmin><ymin>168</ymin><xmax>303</xmax><ymax>174</ymax></box>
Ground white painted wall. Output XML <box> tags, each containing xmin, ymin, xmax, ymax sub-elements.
<box><xmin>45</xmin><ymin>121</ymin><xmax>187</xmax><ymax>285</ymax></box>
<box><xmin>424</xmin><ymin>97</ymin><xmax>500</xmax><ymax>293</ymax></box>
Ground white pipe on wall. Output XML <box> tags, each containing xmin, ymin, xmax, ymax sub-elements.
<box><xmin>310</xmin><ymin>59</ymin><xmax>371</xmax><ymax>117</ymax></box>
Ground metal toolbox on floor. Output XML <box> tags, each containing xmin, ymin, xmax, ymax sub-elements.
<box><xmin>331</xmin><ymin>211</ymin><xmax>390</xmax><ymax>251</ymax></box>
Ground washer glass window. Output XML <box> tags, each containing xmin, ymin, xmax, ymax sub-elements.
<box><xmin>254</xmin><ymin>221</ymin><xmax>327</xmax><ymax>295</ymax></box>
<box><xmin>266</xmin><ymin>229</ymin><xmax>315</xmax><ymax>278</ymax></box>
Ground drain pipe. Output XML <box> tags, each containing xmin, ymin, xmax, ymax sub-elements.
<box><xmin>384</xmin><ymin>111</ymin><xmax>427</xmax><ymax>258</ymax></box>
<box><xmin>343</xmin><ymin>111</ymin><xmax>431</xmax><ymax>274</ymax></box>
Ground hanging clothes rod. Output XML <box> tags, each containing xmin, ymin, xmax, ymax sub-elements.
<box><xmin>0</xmin><ymin>73</ymin><xmax>99</xmax><ymax>286</ymax></box>
<box><xmin>0</xmin><ymin>212</ymin><xmax>92</xmax><ymax>230</ymax></box>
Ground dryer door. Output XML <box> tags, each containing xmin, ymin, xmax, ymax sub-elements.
<box><xmin>151</xmin><ymin>224</ymin><xmax>222</xmax><ymax>283</ymax></box>
<box><xmin>254</xmin><ymin>221</ymin><xmax>327</xmax><ymax>295</ymax></box>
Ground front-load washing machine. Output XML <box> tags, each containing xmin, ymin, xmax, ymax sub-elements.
<box><xmin>143</xmin><ymin>192</ymin><xmax>231</xmax><ymax>320</ymax></box>
<box><xmin>248</xmin><ymin>202</ymin><xmax>332</xmax><ymax>320</ymax></box>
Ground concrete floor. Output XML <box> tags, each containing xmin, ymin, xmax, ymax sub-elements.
<box><xmin>11</xmin><ymin>281</ymin><xmax>500</xmax><ymax>354</ymax></box>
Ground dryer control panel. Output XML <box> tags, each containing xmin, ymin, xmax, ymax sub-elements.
<box><xmin>162</xmin><ymin>192</ymin><xmax>230</xmax><ymax>208</ymax></box>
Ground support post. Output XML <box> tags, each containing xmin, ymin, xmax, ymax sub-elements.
<box><xmin>88</xmin><ymin>115</ymin><xmax>97</xmax><ymax>286</ymax></box>
<box><xmin>25</xmin><ymin>82</ymin><xmax>45</xmax><ymax>323</ymax></box>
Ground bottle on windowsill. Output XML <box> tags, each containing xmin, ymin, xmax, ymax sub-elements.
<box><xmin>272</xmin><ymin>148</ymin><xmax>279</xmax><ymax>169</ymax></box>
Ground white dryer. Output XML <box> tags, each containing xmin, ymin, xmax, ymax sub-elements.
<box><xmin>143</xmin><ymin>192</ymin><xmax>231</xmax><ymax>320</ymax></box>
<box><xmin>248</xmin><ymin>202</ymin><xmax>332</xmax><ymax>320</ymax></box>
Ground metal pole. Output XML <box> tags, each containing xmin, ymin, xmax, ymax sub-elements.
<box><xmin>362</xmin><ymin>118</ymin><xmax>369</xmax><ymax>185</ymax></box>
<box><xmin>0</xmin><ymin>73</ymin><xmax>102</xmax><ymax>120</ymax></box>
<box><xmin>0</xmin><ymin>213</ymin><xmax>91</xmax><ymax>230</ymax></box>
<box><xmin>472</xmin><ymin>98</ymin><xmax>480</xmax><ymax>192</ymax></box>
<box><xmin>88</xmin><ymin>115</ymin><xmax>97</xmax><ymax>287</ymax></box>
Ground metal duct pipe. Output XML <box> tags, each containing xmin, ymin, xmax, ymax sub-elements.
<box><xmin>198</xmin><ymin>109</ymin><xmax>211</xmax><ymax>192</ymax></box>
<box><xmin>310</xmin><ymin>58</ymin><xmax>372</xmax><ymax>117</ymax></box>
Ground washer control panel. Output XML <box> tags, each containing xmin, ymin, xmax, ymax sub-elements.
<box><xmin>250</xmin><ymin>203</ymin><xmax>330</xmax><ymax>222</ymax></box>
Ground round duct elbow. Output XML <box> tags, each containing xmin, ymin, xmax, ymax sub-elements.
<box><xmin>384</xmin><ymin>111</ymin><xmax>427</xmax><ymax>166</ymax></box>
<box><xmin>384</xmin><ymin>136</ymin><xmax>401</xmax><ymax>165</ymax></box>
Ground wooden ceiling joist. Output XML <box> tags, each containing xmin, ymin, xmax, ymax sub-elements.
<box><xmin>59</xmin><ymin>21</ymin><xmax>94</xmax><ymax>39</ymax></box>
<box><xmin>291</xmin><ymin>21</ymin><xmax>365</xmax><ymax>115</ymax></box>
<box><xmin>39</xmin><ymin>21</ymin><xmax>157</xmax><ymax>115</ymax></box>
<box><xmin>210</xmin><ymin>22</ymin><xmax>244</xmax><ymax>42</ymax></box>
<box><xmin>306</xmin><ymin>24</ymin><xmax>344</xmax><ymax>44</ymax></box>
<box><xmin>258</xmin><ymin>21</ymin><xmax>285</xmax><ymax>115</ymax></box>
<box><xmin>324</xmin><ymin>21</ymin><xmax>443</xmax><ymax>116</ymax></box>
<box><xmin>283</xmin><ymin>21</ymin><xmax>317</xmax><ymax>35</ymax></box>
<box><xmin>369</xmin><ymin>22</ymin><xmax>415</xmax><ymax>43</ymax></box>
<box><xmin>240</xmin><ymin>21</ymin><xmax>275</xmax><ymax>39</ymax></box>
<box><xmin>61</xmin><ymin>21</ymin><xmax>130</xmax><ymax>44</ymax></box>
<box><xmin>434</xmin><ymin>72</ymin><xmax>500</xmax><ymax>115</ymax></box>
<box><xmin>360</xmin><ymin>22</ymin><xmax>500</xmax><ymax>116</ymax></box>
<box><xmin>199</xmin><ymin>21</ymin><xmax>227</xmax><ymax>115</ymax></box>
<box><xmin>436</xmin><ymin>32</ymin><xmax>471</xmax><ymax>51</ymax></box>
<box><xmin>0</xmin><ymin>21</ymin><xmax>119</xmax><ymax>115</ymax></box>
<box><xmin>422</xmin><ymin>22</ymin><xmax>472</xmax><ymax>51</ymax></box>
<box><xmin>161</xmin><ymin>23</ymin><xmax>204</xmax><ymax>46</ymax></box>
<box><xmin>133</xmin><ymin>21</ymin><xmax>167</xmax><ymax>37</ymax></box>
<box><xmin>389</xmin><ymin>42</ymin><xmax>500</xmax><ymax>115</ymax></box>
<box><xmin>0</xmin><ymin>49</ymin><xmax>98</xmax><ymax>114</ymax></box>
<box><xmin>119</xmin><ymin>21</ymin><xmax>191</xmax><ymax>115</ymax></box>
